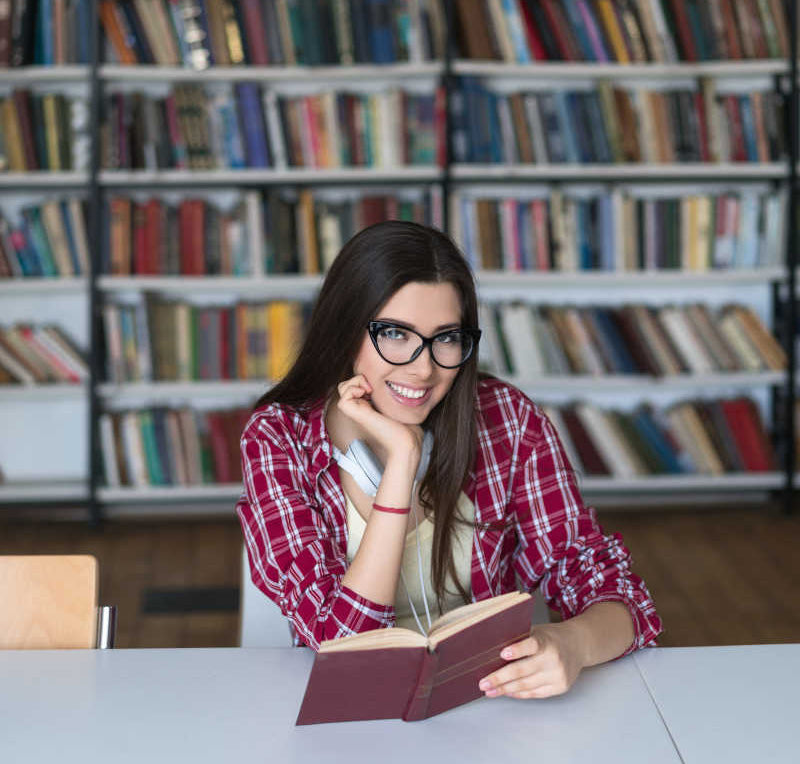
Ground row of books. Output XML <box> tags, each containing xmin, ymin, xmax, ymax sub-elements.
<box><xmin>478</xmin><ymin>302</ymin><xmax>786</xmax><ymax>378</ymax></box>
<box><xmin>101</xmin><ymin>298</ymin><xmax>308</xmax><ymax>384</ymax></box>
<box><xmin>0</xmin><ymin>324</ymin><xmax>88</xmax><ymax>384</ymax></box>
<box><xmin>0</xmin><ymin>91</ymin><xmax>89</xmax><ymax>172</ymax></box>
<box><xmin>98</xmin><ymin>406</ymin><xmax>251</xmax><ymax>488</ymax></box>
<box><xmin>455</xmin><ymin>0</ymin><xmax>791</xmax><ymax>63</ymax></box>
<box><xmin>0</xmin><ymin>0</ymin><xmax>92</xmax><ymax>67</ymax></box>
<box><xmin>103</xmin><ymin>195</ymin><xmax>251</xmax><ymax>277</ymax></box>
<box><xmin>96</xmin><ymin>393</ymin><xmax>776</xmax><ymax>488</ymax></box>
<box><xmin>2</xmin><ymin>80</ymin><xmax>787</xmax><ymax>173</ymax></box>
<box><xmin>102</xmin><ymin>85</ymin><xmax>442</xmax><ymax>171</ymax></box>
<box><xmin>100</xmin><ymin>0</ymin><xmax>446</xmax><ymax>68</ymax></box>
<box><xmin>450</xmin><ymin>188</ymin><xmax>788</xmax><ymax>273</ymax></box>
<box><xmin>7</xmin><ymin>186</ymin><xmax>784</xmax><ymax>279</ymax></box>
<box><xmin>3</xmin><ymin>0</ymin><xmax>791</xmax><ymax>69</ymax></box>
<box><xmin>453</xmin><ymin>78</ymin><xmax>785</xmax><ymax>165</ymax></box>
<box><xmin>0</xmin><ymin>200</ymin><xmax>90</xmax><ymax>278</ymax></box>
<box><xmin>102</xmin><ymin>188</ymin><xmax>438</xmax><ymax>277</ymax></box>
<box><xmin>544</xmin><ymin>396</ymin><xmax>777</xmax><ymax>478</ymax></box>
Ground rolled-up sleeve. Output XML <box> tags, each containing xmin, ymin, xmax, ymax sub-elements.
<box><xmin>237</xmin><ymin>410</ymin><xmax>395</xmax><ymax>650</ymax></box>
<box><xmin>510</xmin><ymin>404</ymin><xmax>663</xmax><ymax>656</ymax></box>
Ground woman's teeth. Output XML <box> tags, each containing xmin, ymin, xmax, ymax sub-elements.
<box><xmin>387</xmin><ymin>382</ymin><xmax>427</xmax><ymax>399</ymax></box>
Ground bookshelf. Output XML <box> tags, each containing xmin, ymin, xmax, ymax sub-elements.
<box><xmin>98</xmin><ymin>167</ymin><xmax>445</xmax><ymax>187</ymax></box>
<box><xmin>0</xmin><ymin>0</ymin><xmax>798</xmax><ymax>517</ymax></box>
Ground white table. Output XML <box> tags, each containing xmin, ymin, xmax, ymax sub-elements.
<box><xmin>0</xmin><ymin>647</ymin><xmax>680</xmax><ymax>764</ymax></box>
<box><xmin>633</xmin><ymin>644</ymin><xmax>800</xmax><ymax>764</ymax></box>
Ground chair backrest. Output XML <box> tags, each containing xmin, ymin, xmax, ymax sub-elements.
<box><xmin>239</xmin><ymin>547</ymin><xmax>294</xmax><ymax>647</ymax></box>
<box><xmin>531</xmin><ymin>588</ymin><xmax>551</xmax><ymax>625</ymax></box>
<box><xmin>0</xmin><ymin>555</ymin><xmax>99</xmax><ymax>649</ymax></box>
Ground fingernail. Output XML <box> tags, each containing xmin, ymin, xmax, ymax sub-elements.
<box><xmin>485</xmin><ymin>688</ymin><xmax>500</xmax><ymax>697</ymax></box>
<box><xmin>501</xmin><ymin>648</ymin><xmax>513</xmax><ymax>659</ymax></box>
<box><xmin>479</xmin><ymin>679</ymin><xmax>491</xmax><ymax>691</ymax></box>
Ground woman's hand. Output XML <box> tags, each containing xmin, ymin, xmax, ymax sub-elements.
<box><xmin>335</xmin><ymin>374</ymin><xmax>424</xmax><ymax>465</ymax></box>
<box><xmin>478</xmin><ymin>623</ymin><xmax>586</xmax><ymax>700</ymax></box>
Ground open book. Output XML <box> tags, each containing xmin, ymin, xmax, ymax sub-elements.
<box><xmin>295</xmin><ymin>591</ymin><xmax>534</xmax><ymax>725</ymax></box>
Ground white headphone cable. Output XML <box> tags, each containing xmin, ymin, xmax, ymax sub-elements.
<box><xmin>398</xmin><ymin>503</ymin><xmax>433</xmax><ymax>634</ymax></box>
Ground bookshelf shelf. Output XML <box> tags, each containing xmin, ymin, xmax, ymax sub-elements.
<box><xmin>97</xmin><ymin>483</ymin><xmax>242</xmax><ymax>503</ymax></box>
<box><xmin>475</xmin><ymin>269</ymin><xmax>786</xmax><ymax>288</ymax></box>
<box><xmin>94</xmin><ymin>270</ymin><xmax>785</xmax><ymax>295</ymax></box>
<box><xmin>581</xmin><ymin>472</ymin><xmax>784</xmax><ymax>492</ymax></box>
<box><xmin>96</xmin><ymin>381</ymin><xmax>268</xmax><ymax>400</ymax></box>
<box><xmin>99</xmin><ymin>63</ymin><xmax>444</xmax><ymax>83</ymax></box>
<box><xmin>96</xmin><ymin>275</ymin><xmax>323</xmax><ymax>296</ymax></box>
<box><xmin>95</xmin><ymin>474</ymin><xmax>785</xmax><ymax>504</ymax></box>
<box><xmin>0</xmin><ymin>65</ymin><xmax>90</xmax><ymax>84</ymax></box>
<box><xmin>95</xmin><ymin>271</ymin><xmax>783</xmax><ymax>296</ymax></box>
<box><xmin>0</xmin><ymin>278</ymin><xmax>88</xmax><ymax>294</ymax></box>
<box><xmin>452</xmin><ymin>60</ymin><xmax>790</xmax><ymax>80</ymax></box>
<box><xmin>510</xmin><ymin>372</ymin><xmax>786</xmax><ymax>393</ymax></box>
<box><xmin>0</xmin><ymin>480</ymin><xmax>88</xmax><ymax>503</ymax></box>
<box><xmin>0</xmin><ymin>172</ymin><xmax>90</xmax><ymax>188</ymax></box>
<box><xmin>451</xmin><ymin>164</ymin><xmax>788</xmax><ymax>182</ymax></box>
<box><xmin>98</xmin><ymin>167</ymin><xmax>444</xmax><ymax>187</ymax></box>
<box><xmin>0</xmin><ymin>383</ymin><xmax>87</xmax><ymax>401</ymax></box>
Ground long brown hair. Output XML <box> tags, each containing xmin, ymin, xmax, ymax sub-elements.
<box><xmin>256</xmin><ymin>220</ymin><xmax>479</xmax><ymax>609</ymax></box>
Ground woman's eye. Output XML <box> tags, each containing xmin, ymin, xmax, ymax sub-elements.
<box><xmin>379</xmin><ymin>327</ymin><xmax>407</xmax><ymax>341</ymax></box>
<box><xmin>435</xmin><ymin>331</ymin><xmax>462</xmax><ymax>344</ymax></box>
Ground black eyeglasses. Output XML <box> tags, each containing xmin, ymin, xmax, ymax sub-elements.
<box><xmin>367</xmin><ymin>321</ymin><xmax>481</xmax><ymax>369</ymax></box>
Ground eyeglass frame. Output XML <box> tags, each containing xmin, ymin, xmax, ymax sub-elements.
<box><xmin>366</xmin><ymin>320</ymin><xmax>482</xmax><ymax>369</ymax></box>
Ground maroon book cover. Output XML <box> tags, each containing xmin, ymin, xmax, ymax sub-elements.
<box><xmin>665</xmin><ymin>0</ymin><xmax>698</xmax><ymax>61</ymax></box>
<box><xmin>296</xmin><ymin>593</ymin><xmax>534</xmax><ymax>725</ymax></box>
<box><xmin>720</xmin><ymin>398</ymin><xmax>776</xmax><ymax>472</ymax></box>
<box><xmin>540</xmin><ymin>0</ymin><xmax>580</xmax><ymax>60</ymax></box>
<box><xmin>561</xmin><ymin>407</ymin><xmax>611</xmax><ymax>476</ymax></box>
<box><xmin>612</xmin><ymin>307</ymin><xmax>662</xmax><ymax>376</ymax></box>
<box><xmin>132</xmin><ymin>202</ymin><xmax>147</xmax><ymax>276</ymax></box>
<box><xmin>143</xmin><ymin>199</ymin><xmax>163</xmax><ymax>275</ymax></box>
<box><xmin>408</xmin><ymin>597</ymin><xmax>534</xmax><ymax>721</ymax></box>
<box><xmin>239</xmin><ymin>0</ymin><xmax>270</xmax><ymax>64</ymax></box>
<box><xmin>12</xmin><ymin>90</ymin><xmax>38</xmax><ymax>170</ymax></box>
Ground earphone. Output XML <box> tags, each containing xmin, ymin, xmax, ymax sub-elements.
<box><xmin>332</xmin><ymin>431</ymin><xmax>434</xmax><ymax>498</ymax></box>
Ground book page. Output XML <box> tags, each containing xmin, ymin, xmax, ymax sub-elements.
<box><xmin>319</xmin><ymin>626</ymin><xmax>426</xmax><ymax>653</ymax></box>
<box><xmin>428</xmin><ymin>591</ymin><xmax>530</xmax><ymax>645</ymax></box>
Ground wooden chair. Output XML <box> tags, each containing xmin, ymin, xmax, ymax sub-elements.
<box><xmin>0</xmin><ymin>555</ymin><xmax>116</xmax><ymax>649</ymax></box>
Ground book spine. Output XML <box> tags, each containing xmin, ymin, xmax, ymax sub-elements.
<box><xmin>402</xmin><ymin>650</ymin><xmax>439</xmax><ymax>721</ymax></box>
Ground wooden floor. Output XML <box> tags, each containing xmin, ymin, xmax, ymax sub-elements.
<box><xmin>1</xmin><ymin>505</ymin><xmax>798</xmax><ymax>648</ymax></box>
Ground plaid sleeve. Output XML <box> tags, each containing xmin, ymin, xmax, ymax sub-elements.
<box><xmin>509</xmin><ymin>400</ymin><xmax>663</xmax><ymax>656</ymax></box>
<box><xmin>237</xmin><ymin>411</ymin><xmax>395</xmax><ymax>650</ymax></box>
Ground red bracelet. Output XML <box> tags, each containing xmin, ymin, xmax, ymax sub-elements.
<box><xmin>372</xmin><ymin>503</ymin><xmax>411</xmax><ymax>515</ymax></box>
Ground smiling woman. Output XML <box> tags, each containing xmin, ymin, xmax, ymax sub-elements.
<box><xmin>237</xmin><ymin>221</ymin><xmax>662</xmax><ymax>703</ymax></box>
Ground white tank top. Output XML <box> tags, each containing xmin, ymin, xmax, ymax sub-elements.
<box><xmin>345</xmin><ymin>492</ymin><xmax>475</xmax><ymax>634</ymax></box>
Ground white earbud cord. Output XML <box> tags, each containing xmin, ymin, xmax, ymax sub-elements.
<box><xmin>399</xmin><ymin>502</ymin><xmax>433</xmax><ymax>635</ymax></box>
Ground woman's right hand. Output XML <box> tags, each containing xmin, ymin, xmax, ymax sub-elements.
<box><xmin>335</xmin><ymin>374</ymin><xmax>424</xmax><ymax>470</ymax></box>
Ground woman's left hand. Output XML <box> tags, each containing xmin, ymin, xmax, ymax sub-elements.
<box><xmin>478</xmin><ymin>623</ymin><xmax>585</xmax><ymax>699</ymax></box>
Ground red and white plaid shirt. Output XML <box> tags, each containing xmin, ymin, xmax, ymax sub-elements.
<box><xmin>237</xmin><ymin>377</ymin><xmax>662</xmax><ymax>652</ymax></box>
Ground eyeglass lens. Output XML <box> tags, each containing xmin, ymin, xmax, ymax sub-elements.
<box><xmin>374</xmin><ymin>325</ymin><xmax>472</xmax><ymax>367</ymax></box>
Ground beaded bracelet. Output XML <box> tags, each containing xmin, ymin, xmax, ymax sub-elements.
<box><xmin>372</xmin><ymin>503</ymin><xmax>411</xmax><ymax>515</ymax></box>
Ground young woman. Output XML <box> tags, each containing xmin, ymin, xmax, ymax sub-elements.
<box><xmin>237</xmin><ymin>220</ymin><xmax>661</xmax><ymax>700</ymax></box>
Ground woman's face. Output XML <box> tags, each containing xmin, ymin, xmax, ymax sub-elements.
<box><xmin>353</xmin><ymin>281</ymin><xmax>463</xmax><ymax>426</ymax></box>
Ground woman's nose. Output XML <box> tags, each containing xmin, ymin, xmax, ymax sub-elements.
<box><xmin>408</xmin><ymin>343</ymin><xmax>436</xmax><ymax>376</ymax></box>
